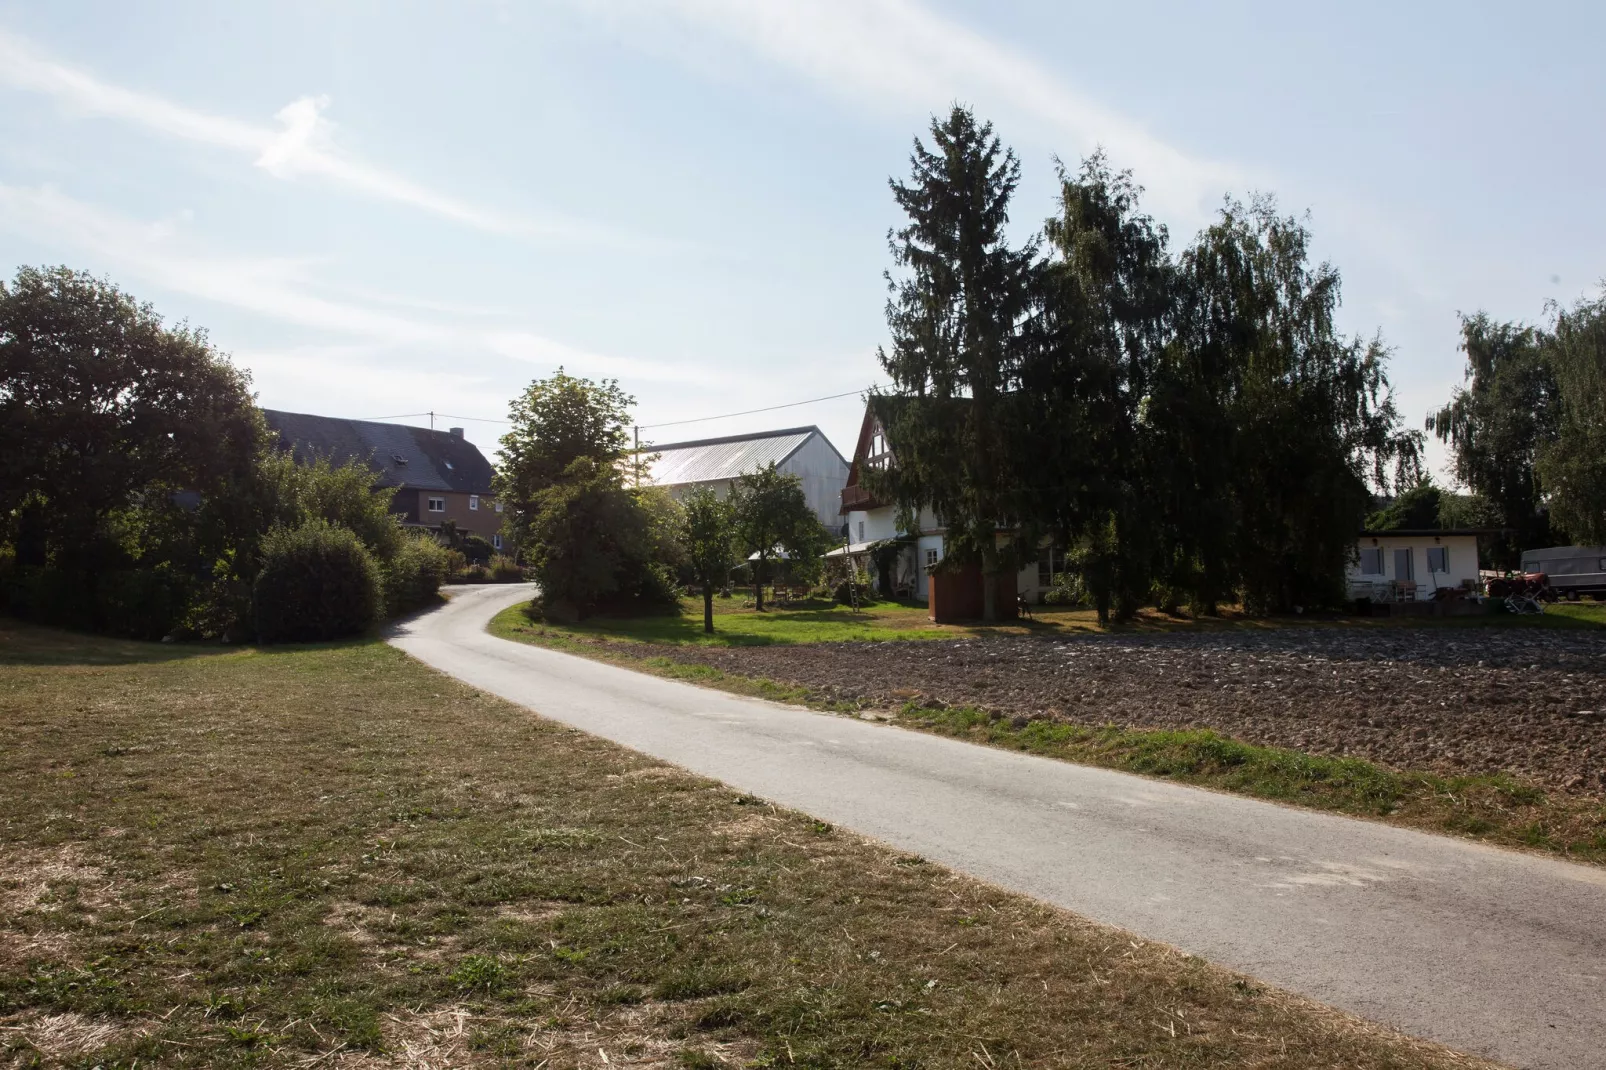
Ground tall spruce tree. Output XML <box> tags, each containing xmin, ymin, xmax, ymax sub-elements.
<box><xmin>870</xmin><ymin>106</ymin><xmax>1037</xmax><ymax>620</ymax></box>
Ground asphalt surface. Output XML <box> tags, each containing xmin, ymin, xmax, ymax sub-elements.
<box><xmin>391</xmin><ymin>585</ymin><xmax>1606</xmax><ymax>1070</ymax></box>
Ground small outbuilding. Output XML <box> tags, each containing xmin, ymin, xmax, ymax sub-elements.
<box><xmin>1347</xmin><ymin>529</ymin><xmax>1483</xmax><ymax>602</ymax></box>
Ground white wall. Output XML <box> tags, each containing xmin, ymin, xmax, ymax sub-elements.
<box><xmin>844</xmin><ymin>505</ymin><xmax>901</xmax><ymax>546</ymax></box>
<box><xmin>1348</xmin><ymin>535</ymin><xmax>1480</xmax><ymax>598</ymax></box>
<box><xmin>780</xmin><ymin>433</ymin><xmax>850</xmax><ymax>531</ymax></box>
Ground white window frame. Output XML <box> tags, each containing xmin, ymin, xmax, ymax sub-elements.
<box><xmin>469</xmin><ymin>494</ymin><xmax>479</xmax><ymax>511</ymax></box>
<box><xmin>427</xmin><ymin>496</ymin><xmax>445</xmax><ymax>513</ymax></box>
<box><xmin>1359</xmin><ymin>547</ymin><xmax>1385</xmax><ymax>575</ymax></box>
<box><xmin>925</xmin><ymin>548</ymin><xmax>939</xmax><ymax>569</ymax></box>
<box><xmin>1426</xmin><ymin>546</ymin><xmax>1449</xmax><ymax>574</ymax></box>
<box><xmin>494</xmin><ymin>501</ymin><xmax>504</xmax><ymax>513</ymax></box>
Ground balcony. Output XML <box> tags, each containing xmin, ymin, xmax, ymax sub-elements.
<box><xmin>840</xmin><ymin>483</ymin><xmax>881</xmax><ymax>513</ymax></box>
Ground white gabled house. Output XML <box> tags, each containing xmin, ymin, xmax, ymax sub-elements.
<box><xmin>832</xmin><ymin>402</ymin><xmax>1057</xmax><ymax>611</ymax></box>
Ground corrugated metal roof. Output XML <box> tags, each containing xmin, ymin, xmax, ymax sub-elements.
<box><xmin>262</xmin><ymin>409</ymin><xmax>495</xmax><ymax>493</ymax></box>
<box><xmin>646</xmin><ymin>426</ymin><xmax>820</xmax><ymax>486</ymax></box>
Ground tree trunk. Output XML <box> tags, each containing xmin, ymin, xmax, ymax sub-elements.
<box><xmin>754</xmin><ymin>557</ymin><xmax>765</xmax><ymax>612</ymax></box>
<box><xmin>980</xmin><ymin>543</ymin><xmax>998</xmax><ymax>622</ymax></box>
<box><xmin>702</xmin><ymin>585</ymin><xmax>715</xmax><ymax>633</ymax></box>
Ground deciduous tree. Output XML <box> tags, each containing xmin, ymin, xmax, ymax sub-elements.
<box><xmin>732</xmin><ymin>464</ymin><xmax>824</xmax><ymax>611</ymax></box>
<box><xmin>1536</xmin><ymin>292</ymin><xmax>1606</xmax><ymax>544</ymax></box>
<box><xmin>495</xmin><ymin>369</ymin><xmax>635</xmax><ymax>551</ymax></box>
<box><xmin>681</xmin><ymin>486</ymin><xmax>736</xmax><ymax>633</ymax></box>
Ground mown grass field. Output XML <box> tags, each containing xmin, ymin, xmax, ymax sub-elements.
<box><xmin>0</xmin><ymin>620</ymin><xmax>1501</xmax><ymax>1069</ymax></box>
<box><xmin>509</xmin><ymin>593</ymin><xmax>1606</xmax><ymax>649</ymax></box>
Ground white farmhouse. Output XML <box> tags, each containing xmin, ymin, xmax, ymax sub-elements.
<box><xmin>1348</xmin><ymin>529</ymin><xmax>1483</xmax><ymax>601</ymax></box>
<box><xmin>643</xmin><ymin>425</ymin><xmax>849</xmax><ymax>530</ymax></box>
<box><xmin>834</xmin><ymin>401</ymin><xmax>1053</xmax><ymax>607</ymax></box>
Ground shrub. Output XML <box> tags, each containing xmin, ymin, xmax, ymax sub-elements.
<box><xmin>489</xmin><ymin>555</ymin><xmax>525</xmax><ymax>582</ymax></box>
<box><xmin>253</xmin><ymin>521</ymin><xmax>381</xmax><ymax>643</ymax></box>
<box><xmin>96</xmin><ymin>567</ymin><xmax>191</xmax><ymax>640</ymax></box>
<box><xmin>459</xmin><ymin>534</ymin><xmax>494</xmax><ymax>566</ymax></box>
<box><xmin>383</xmin><ymin>532</ymin><xmax>452</xmax><ymax>616</ymax></box>
<box><xmin>1041</xmin><ymin>571</ymin><xmax>1087</xmax><ymax>607</ymax></box>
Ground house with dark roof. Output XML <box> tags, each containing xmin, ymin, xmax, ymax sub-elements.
<box><xmin>262</xmin><ymin>410</ymin><xmax>505</xmax><ymax>547</ymax></box>
<box><xmin>643</xmin><ymin>425</ymin><xmax>849</xmax><ymax>530</ymax></box>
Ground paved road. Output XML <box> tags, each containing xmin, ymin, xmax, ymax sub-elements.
<box><xmin>392</xmin><ymin>585</ymin><xmax>1606</xmax><ymax>1070</ymax></box>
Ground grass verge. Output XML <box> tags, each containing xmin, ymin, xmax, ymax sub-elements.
<box><xmin>0</xmin><ymin>619</ymin><xmax>1501</xmax><ymax>1069</ymax></box>
<box><xmin>512</xmin><ymin>594</ymin><xmax>1606</xmax><ymax>649</ymax></box>
<box><xmin>492</xmin><ymin>606</ymin><xmax>1606</xmax><ymax>868</ymax></box>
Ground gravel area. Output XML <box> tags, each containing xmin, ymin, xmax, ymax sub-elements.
<box><xmin>640</xmin><ymin>629</ymin><xmax>1606</xmax><ymax>793</ymax></box>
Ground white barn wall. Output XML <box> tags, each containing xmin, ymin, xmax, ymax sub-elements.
<box><xmin>780</xmin><ymin>433</ymin><xmax>851</xmax><ymax>530</ymax></box>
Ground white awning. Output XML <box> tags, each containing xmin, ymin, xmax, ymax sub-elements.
<box><xmin>823</xmin><ymin>542</ymin><xmax>876</xmax><ymax>558</ymax></box>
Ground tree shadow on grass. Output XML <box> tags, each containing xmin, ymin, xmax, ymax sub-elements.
<box><xmin>0</xmin><ymin>618</ymin><xmax>240</xmax><ymax>667</ymax></box>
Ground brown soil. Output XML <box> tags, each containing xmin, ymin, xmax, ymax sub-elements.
<box><xmin>635</xmin><ymin>629</ymin><xmax>1606</xmax><ymax>792</ymax></box>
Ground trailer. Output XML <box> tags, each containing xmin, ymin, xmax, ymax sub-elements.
<box><xmin>1519</xmin><ymin>545</ymin><xmax>1606</xmax><ymax>599</ymax></box>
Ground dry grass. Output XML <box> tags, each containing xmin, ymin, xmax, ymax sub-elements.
<box><xmin>0</xmin><ymin>621</ymin><xmax>1503</xmax><ymax>1068</ymax></box>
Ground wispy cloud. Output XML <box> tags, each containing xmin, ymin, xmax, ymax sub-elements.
<box><xmin>579</xmin><ymin>0</ymin><xmax>1245</xmax><ymax>224</ymax></box>
<box><xmin>0</xmin><ymin>182</ymin><xmax>714</xmax><ymax>386</ymax></box>
<box><xmin>0</xmin><ymin>27</ymin><xmax>601</xmax><ymax>241</ymax></box>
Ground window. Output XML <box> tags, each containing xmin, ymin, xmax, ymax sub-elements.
<box><xmin>469</xmin><ymin>495</ymin><xmax>479</xmax><ymax>511</ymax></box>
<box><xmin>1426</xmin><ymin>546</ymin><xmax>1449</xmax><ymax>573</ymax></box>
<box><xmin>925</xmin><ymin>548</ymin><xmax>939</xmax><ymax>569</ymax></box>
<box><xmin>427</xmin><ymin>497</ymin><xmax>445</xmax><ymax>513</ymax></box>
<box><xmin>1393</xmin><ymin>547</ymin><xmax>1414</xmax><ymax>582</ymax></box>
<box><xmin>1359</xmin><ymin>547</ymin><xmax>1384</xmax><ymax>575</ymax></box>
<box><xmin>857</xmin><ymin>521</ymin><xmax>865</xmax><ymax>542</ymax></box>
<box><xmin>1037</xmin><ymin>547</ymin><xmax>1061</xmax><ymax>587</ymax></box>
<box><xmin>492</xmin><ymin>533</ymin><xmax>503</xmax><ymax>550</ymax></box>
<box><xmin>495</xmin><ymin>501</ymin><xmax>504</xmax><ymax>513</ymax></box>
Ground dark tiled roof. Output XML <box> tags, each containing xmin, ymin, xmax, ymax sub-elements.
<box><xmin>262</xmin><ymin>409</ymin><xmax>495</xmax><ymax>494</ymax></box>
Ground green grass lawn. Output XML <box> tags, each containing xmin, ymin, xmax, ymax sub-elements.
<box><xmin>0</xmin><ymin>620</ymin><xmax>1500</xmax><ymax>1069</ymax></box>
<box><xmin>494</xmin><ymin>592</ymin><xmax>1606</xmax><ymax>649</ymax></box>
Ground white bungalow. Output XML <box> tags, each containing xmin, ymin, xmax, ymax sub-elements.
<box><xmin>1348</xmin><ymin>529</ymin><xmax>1483</xmax><ymax>602</ymax></box>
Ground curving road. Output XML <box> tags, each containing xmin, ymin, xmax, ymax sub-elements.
<box><xmin>391</xmin><ymin>584</ymin><xmax>1606</xmax><ymax>1069</ymax></box>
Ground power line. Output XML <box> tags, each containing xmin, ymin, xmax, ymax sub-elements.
<box><xmin>357</xmin><ymin>384</ymin><xmax>887</xmax><ymax>433</ymax></box>
<box><xmin>635</xmin><ymin>385</ymin><xmax>886</xmax><ymax>430</ymax></box>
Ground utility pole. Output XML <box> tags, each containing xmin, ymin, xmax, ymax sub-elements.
<box><xmin>429</xmin><ymin>410</ymin><xmax>435</xmax><ymax>431</ymax></box>
<box><xmin>633</xmin><ymin>425</ymin><xmax>640</xmax><ymax>487</ymax></box>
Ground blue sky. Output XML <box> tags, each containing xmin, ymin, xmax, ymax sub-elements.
<box><xmin>2</xmin><ymin>1</ymin><xmax>1601</xmax><ymax>476</ymax></box>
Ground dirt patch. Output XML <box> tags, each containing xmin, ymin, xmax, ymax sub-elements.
<box><xmin>0</xmin><ymin>844</ymin><xmax>111</xmax><ymax>915</ymax></box>
<box><xmin>635</xmin><ymin>628</ymin><xmax>1606</xmax><ymax>792</ymax></box>
<box><xmin>0</xmin><ymin>1011</ymin><xmax>147</xmax><ymax>1061</ymax></box>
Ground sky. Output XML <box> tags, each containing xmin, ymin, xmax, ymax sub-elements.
<box><xmin>2</xmin><ymin>0</ymin><xmax>1601</xmax><ymax>477</ymax></box>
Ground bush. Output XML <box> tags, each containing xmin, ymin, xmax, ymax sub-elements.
<box><xmin>1041</xmin><ymin>571</ymin><xmax>1087</xmax><ymax>607</ymax></box>
<box><xmin>253</xmin><ymin>521</ymin><xmax>381</xmax><ymax>643</ymax></box>
<box><xmin>383</xmin><ymin>532</ymin><xmax>452</xmax><ymax>616</ymax></box>
<box><xmin>2</xmin><ymin>563</ymin><xmax>189</xmax><ymax>640</ymax></box>
<box><xmin>489</xmin><ymin>555</ymin><xmax>525</xmax><ymax>582</ymax></box>
<box><xmin>459</xmin><ymin>534</ymin><xmax>494</xmax><ymax>566</ymax></box>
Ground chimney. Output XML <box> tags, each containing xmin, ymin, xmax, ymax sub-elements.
<box><xmin>448</xmin><ymin>427</ymin><xmax>464</xmax><ymax>439</ymax></box>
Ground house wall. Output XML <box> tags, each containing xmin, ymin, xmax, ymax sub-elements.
<box><xmin>1347</xmin><ymin>534</ymin><xmax>1479</xmax><ymax>598</ymax></box>
<box><xmin>844</xmin><ymin>505</ymin><xmax>902</xmax><ymax>547</ymax></box>
<box><xmin>780</xmin><ymin>434</ymin><xmax>851</xmax><ymax>531</ymax></box>
<box><xmin>397</xmin><ymin>489</ymin><xmax>504</xmax><ymax>543</ymax></box>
